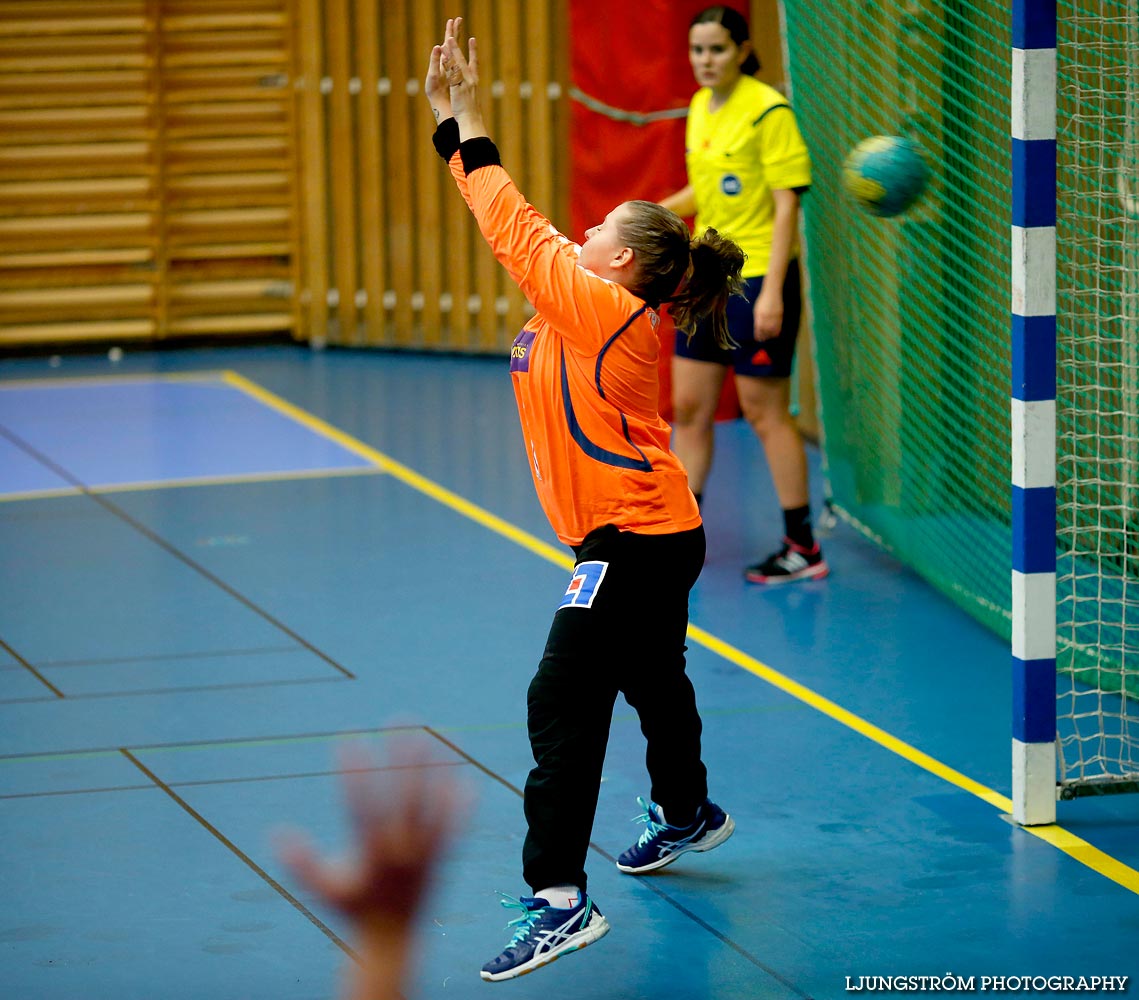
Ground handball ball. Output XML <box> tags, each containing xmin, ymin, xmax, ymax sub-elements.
<box><xmin>843</xmin><ymin>135</ymin><xmax>930</xmax><ymax>217</ymax></box>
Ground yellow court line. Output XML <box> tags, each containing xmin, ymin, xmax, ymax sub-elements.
<box><xmin>688</xmin><ymin>625</ymin><xmax>1014</xmax><ymax>813</ymax></box>
<box><xmin>1033</xmin><ymin>825</ymin><xmax>1139</xmax><ymax>893</ymax></box>
<box><xmin>221</xmin><ymin>370</ymin><xmax>575</xmax><ymax>570</ymax></box>
<box><xmin>164</xmin><ymin>370</ymin><xmax>1139</xmax><ymax>896</ymax></box>
<box><xmin>10</xmin><ymin>368</ymin><xmax>1135</xmax><ymax>892</ymax></box>
<box><xmin>689</xmin><ymin>626</ymin><xmax>1139</xmax><ymax>894</ymax></box>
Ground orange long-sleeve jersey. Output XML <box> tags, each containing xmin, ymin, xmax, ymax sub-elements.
<box><xmin>440</xmin><ymin>130</ymin><xmax>700</xmax><ymax>546</ymax></box>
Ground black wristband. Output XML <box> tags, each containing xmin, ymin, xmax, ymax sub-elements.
<box><xmin>460</xmin><ymin>137</ymin><xmax>502</xmax><ymax>175</ymax></box>
<box><xmin>431</xmin><ymin>118</ymin><xmax>461</xmax><ymax>161</ymax></box>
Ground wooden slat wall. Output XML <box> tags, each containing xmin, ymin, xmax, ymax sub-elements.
<box><xmin>0</xmin><ymin>0</ymin><xmax>564</xmax><ymax>352</ymax></box>
<box><xmin>470</xmin><ymin>0</ymin><xmax>502</xmax><ymax>352</ymax></box>
<box><xmin>292</xmin><ymin>0</ymin><xmax>568</xmax><ymax>351</ymax></box>
<box><xmin>159</xmin><ymin>0</ymin><xmax>297</xmax><ymax>337</ymax></box>
<box><xmin>353</xmin><ymin>0</ymin><xmax>384</xmax><ymax>344</ymax></box>
<box><xmin>0</xmin><ymin>1</ymin><xmax>158</xmax><ymax>345</ymax></box>
<box><xmin>0</xmin><ymin>0</ymin><xmax>299</xmax><ymax>347</ymax></box>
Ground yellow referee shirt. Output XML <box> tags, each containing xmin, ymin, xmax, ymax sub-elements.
<box><xmin>685</xmin><ymin>75</ymin><xmax>811</xmax><ymax>278</ymax></box>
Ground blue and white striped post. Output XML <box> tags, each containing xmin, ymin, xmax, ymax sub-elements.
<box><xmin>1011</xmin><ymin>0</ymin><xmax>1058</xmax><ymax>826</ymax></box>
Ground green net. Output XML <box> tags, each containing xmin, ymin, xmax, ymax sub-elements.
<box><xmin>783</xmin><ymin>3</ymin><xmax>1014</xmax><ymax>631</ymax></box>
<box><xmin>782</xmin><ymin>2</ymin><xmax>1139</xmax><ymax>787</ymax></box>
<box><xmin>1054</xmin><ymin>3</ymin><xmax>1139</xmax><ymax>785</ymax></box>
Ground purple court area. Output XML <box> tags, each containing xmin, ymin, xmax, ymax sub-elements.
<box><xmin>0</xmin><ymin>376</ymin><xmax>373</xmax><ymax>496</ymax></box>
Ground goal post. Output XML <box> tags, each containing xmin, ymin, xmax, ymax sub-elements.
<box><xmin>1010</xmin><ymin>0</ymin><xmax>1058</xmax><ymax>826</ymax></box>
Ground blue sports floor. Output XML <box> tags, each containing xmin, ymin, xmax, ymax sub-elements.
<box><xmin>1</xmin><ymin>344</ymin><xmax>1137</xmax><ymax>1000</ymax></box>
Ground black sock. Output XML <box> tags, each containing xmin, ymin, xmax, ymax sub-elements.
<box><xmin>783</xmin><ymin>505</ymin><xmax>814</xmax><ymax>548</ymax></box>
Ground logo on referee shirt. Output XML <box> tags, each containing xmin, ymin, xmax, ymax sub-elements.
<box><xmin>721</xmin><ymin>174</ymin><xmax>742</xmax><ymax>196</ymax></box>
<box><xmin>559</xmin><ymin>560</ymin><xmax>608</xmax><ymax>609</ymax></box>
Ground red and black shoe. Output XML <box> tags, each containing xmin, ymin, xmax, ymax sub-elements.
<box><xmin>744</xmin><ymin>537</ymin><xmax>829</xmax><ymax>585</ymax></box>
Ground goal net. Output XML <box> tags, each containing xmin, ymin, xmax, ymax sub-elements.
<box><xmin>781</xmin><ymin>0</ymin><xmax>1139</xmax><ymax>795</ymax></box>
<box><xmin>1055</xmin><ymin>1</ymin><xmax>1139</xmax><ymax>795</ymax></box>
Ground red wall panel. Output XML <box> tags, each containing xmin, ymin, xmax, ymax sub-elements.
<box><xmin>568</xmin><ymin>0</ymin><xmax>750</xmax><ymax>420</ymax></box>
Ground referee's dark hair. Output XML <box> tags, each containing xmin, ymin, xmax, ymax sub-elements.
<box><xmin>691</xmin><ymin>5</ymin><xmax>761</xmax><ymax>77</ymax></box>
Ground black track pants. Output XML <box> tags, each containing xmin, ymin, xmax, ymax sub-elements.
<box><xmin>521</xmin><ymin>523</ymin><xmax>708</xmax><ymax>894</ymax></box>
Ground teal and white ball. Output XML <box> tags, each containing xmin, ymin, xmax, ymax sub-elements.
<box><xmin>843</xmin><ymin>135</ymin><xmax>930</xmax><ymax>218</ymax></box>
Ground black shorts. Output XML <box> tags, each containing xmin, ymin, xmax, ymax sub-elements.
<box><xmin>674</xmin><ymin>258</ymin><xmax>801</xmax><ymax>378</ymax></box>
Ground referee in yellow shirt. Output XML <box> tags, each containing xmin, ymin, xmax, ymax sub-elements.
<box><xmin>661</xmin><ymin>5</ymin><xmax>828</xmax><ymax>585</ymax></box>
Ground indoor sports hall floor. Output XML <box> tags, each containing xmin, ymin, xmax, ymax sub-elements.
<box><xmin>1</xmin><ymin>343</ymin><xmax>1137</xmax><ymax>1000</ymax></box>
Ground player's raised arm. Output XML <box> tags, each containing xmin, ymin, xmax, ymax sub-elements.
<box><xmin>427</xmin><ymin>21</ymin><xmax>625</xmax><ymax>349</ymax></box>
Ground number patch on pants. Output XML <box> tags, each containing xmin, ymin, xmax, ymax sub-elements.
<box><xmin>559</xmin><ymin>560</ymin><xmax>608</xmax><ymax>609</ymax></box>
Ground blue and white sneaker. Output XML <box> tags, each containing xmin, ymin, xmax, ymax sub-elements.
<box><xmin>616</xmin><ymin>796</ymin><xmax>735</xmax><ymax>874</ymax></box>
<box><xmin>479</xmin><ymin>892</ymin><xmax>610</xmax><ymax>982</ymax></box>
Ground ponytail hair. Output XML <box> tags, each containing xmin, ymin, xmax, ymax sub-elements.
<box><xmin>670</xmin><ymin>230</ymin><xmax>746</xmax><ymax>349</ymax></box>
<box><xmin>618</xmin><ymin>202</ymin><xmax>745</xmax><ymax>350</ymax></box>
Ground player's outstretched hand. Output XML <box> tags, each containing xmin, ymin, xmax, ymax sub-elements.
<box><xmin>278</xmin><ymin>736</ymin><xmax>462</xmax><ymax>927</ymax></box>
<box><xmin>440</xmin><ymin>18</ymin><xmax>481</xmax><ymax>125</ymax></box>
<box><xmin>425</xmin><ymin>17</ymin><xmax>463</xmax><ymax>123</ymax></box>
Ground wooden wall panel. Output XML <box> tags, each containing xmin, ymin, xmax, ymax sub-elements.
<box><xmin>0</xmin><ymin>0</ymin><xmax>564</xmax><ymax>353</ymax></box>
<box><xmin>293</xmin><ymin>0</ymin><xmax>326</xmax><ymax>342</ymax></box>
<box><xmin>379</xmin><ymin>2</ymin><xmax>413</xmax><ymax>346</ymax></box>
<box><xmin>495</xmin><ymin>0</ymin><xmax>526</xmax><ymax>344</ymax></box>
<box><xmin>0</xmin><ymin>1</ymin><xmax>158</xmax><ymax>345</ymax></box>
<box><xmin>472</xmin><ymin>0</ymin><xmax>502</xmax><ymax>353</ymax></box>
<box><xmin>0</xmin><ymin>0</ymin><xmax>300</xmax><ymax>347</ymax></box>
<box><xmin>353</xmin><ymin>0</ymin><xmax>385</xmax><ymax>343</ymax></box>
<box><xmin>324</xmin><ymin>0</ymin><xmax>358</xmax><ymax>340</ymax></box>
<box><xmin>524</xmin><ymin>2</ymin><xmax>554</xmax><ymax>225</ymax></box>
<box><xmin>410</xmin><ymin>0</ymin><xmax>444</xmax><ymax>349</ymax></box>
<box><xmin>293</xmin><ymin>0</ymin><xmax>567</xmax><ymax>352</ymax></box>
<box><xmin>159</xmin><ymin>0</ymin><xmax>297</xmax><ymax>338</ymax></box>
